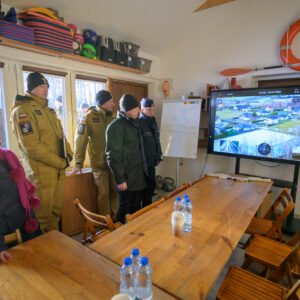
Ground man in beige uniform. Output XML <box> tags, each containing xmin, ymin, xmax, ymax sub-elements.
<box><xmin>72</xmin><ymin>90</ymin><xmax>117</xmax><ymax>219</ymax></box>
<box><xmin>11</xmin><ymin>72</ymin><xmax>73</xmax><ymax>233</ymax></box>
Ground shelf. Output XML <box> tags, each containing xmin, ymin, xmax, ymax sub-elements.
<box><xmin>0</xmin><ymin>36</ymin><xmax>147</xmax><ymax>75</ymax></box>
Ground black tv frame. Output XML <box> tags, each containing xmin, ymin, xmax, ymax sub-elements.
<box><xmin>208</xmin><ymin>86</ymin><xmax>300</xmax><ymax>165</ymax></box>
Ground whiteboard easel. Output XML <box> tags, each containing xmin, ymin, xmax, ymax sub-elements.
<box><xmin>160</xmin><ymin>99</ymin><xmax>202</xmax><ymax>186</ymax></box>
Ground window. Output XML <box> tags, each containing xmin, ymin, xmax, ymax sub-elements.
<box><xmin>75</xmin><ymin>76</ymin><xmax>105</xmax><ymax>122</ymax></box>
<box><xmin>22</xmin><ymin>70</ymin><xmax>67</xmax><ymax>132</ymax></box>
<box><xmin>0</xmin><ymin>67</ymin><xmax>8</xmax><ymax>147</ymax></box>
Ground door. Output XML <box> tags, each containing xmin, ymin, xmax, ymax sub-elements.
<box><xmin>109</xmin><ymin>79</ymin><xmax>148</xmax><ymax>110</ymax></box>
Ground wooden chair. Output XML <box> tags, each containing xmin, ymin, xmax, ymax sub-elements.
<box><xmin>217</xmin><ymin>265</ymin><xmax>300</xmax><ymax>300</ymax></box>
<box><xmin>4</xmin><ymin>229</ymin><xmax>22</xmax><ymax>245</ymax></box>
<box><xmin>242</xmin><ymin>233</ymin><xmax>300</xmax><ymax>285</ymax></box>
<box><xmin>125</xmin><ymin>197</ymin><xmax>165</xmax><ymax>222</ymax></box>
<box><xmin>164</xmin><ymin>184</ymin><xmax>189</xmax><ymax>200</ymax></box>
<box><xmin>246</xmin><ymin>188</ymin><xmax>295</xmax><ymax>242</ymax></box>
<box><xmin>73</xmin><ymin>199</ymin><xmax>122</xmax><ymax>244</ymax></box>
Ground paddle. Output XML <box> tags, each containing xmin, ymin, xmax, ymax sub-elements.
<box><xmin>220</xmin><ymin>63</ymin><xmax>300</xmax><ymax>77</ymax></box>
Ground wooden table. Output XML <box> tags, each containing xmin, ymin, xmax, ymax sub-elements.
<box><xmin>0</xmin><ymin>230</ymin><xmax>176</xmax><ymax>299</ymax></box>
<box><xmin>90</xmin><ymin>176</ymin><xmax>272</xmax><ymax>299</ymax></box>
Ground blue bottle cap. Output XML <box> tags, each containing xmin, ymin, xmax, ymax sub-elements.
<box><xmin>140</xmin><ymin>256</ymin><xmax>149</xmax><ymax>266</ymax></box>
<box><xmin>124</xmin><ymin>257</ymin><xmax>132</xmax><ymax>265</ymax></box>
<box><xmin>175</xmin><ymin>196</ymin><xmax>181</xmax><ymax>201</ymax></box>
<box><xmin>185</xmin><ymin>198</ymin><xmax>191</xmax><ymax>203</ymax></box>
<box><xmin>183</xmin><ymin>194</ymin><xmax>189</xmax><ymax>198</ymax></box>
<box><xmin>132</xmin><ymin>248</ymin><xmax>140</xmax><ymax>256</ymax></box>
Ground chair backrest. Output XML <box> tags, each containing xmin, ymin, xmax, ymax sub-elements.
<box><xmin>73</xmin><ymin>199</ymin><xmax>121</xmax><ymax>243</ymax></box>
<box><xmin>264</xmin><ymin>188</ymin><xmax>295</xmax><ymax>225</ymax></box>
<box><xmin>125</xmin><ymin>197</ymin><xmax>165</xmax><ymax>222</ymax></box>
<box><xmin>273</xmin><ymin>189</ymin><xmax>295</xmax><ymax>225</ymax></box>
<box><xmin>4</xmin><ymin>229</ymin><xmax>22</xmax><ymax>245</ymax></box>
<box><xmin>284</xmin><ymin>279</ymin><xmax>300</xmax><ymax>300</ymax></box>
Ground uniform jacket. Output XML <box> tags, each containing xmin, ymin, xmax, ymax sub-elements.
<box><xmin>74</xmin><ymin>106</ymin><xmax>115</xmax><ymax>170</ymax></box>
<box><xmin>106</xmin><ymin>111</ymin><xmax>147</xmax><ymax>191</ymax></box>
<box><xmin>139</xmin><ymin>113</ymin><xmax>163</xmax><ymax>166</ymax></box>
<box><xmin>10</xmin><ymin>92</ymin><xmax>73</xmax><ymax>185</ymax></box>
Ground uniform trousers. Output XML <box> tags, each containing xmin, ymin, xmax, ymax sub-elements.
<box><xmin>93</xmin><ymin>169</ymin><xmax>118</xmax><ymax>220</ymax></box>
<box><xmin>34</xmin><ymin>173</ymin><xmax>64</xmax><ymax>233</ymax></box>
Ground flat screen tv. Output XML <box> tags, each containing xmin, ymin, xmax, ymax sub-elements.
<box><xmin>208</xmin><ymin>86</ymin><xmax>300</xmax><ymax>164</ymax></box>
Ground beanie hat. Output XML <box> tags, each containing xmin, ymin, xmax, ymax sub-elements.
<box><xmin>96</xmin><ymin>90</ymin><xmax>112</xmax><ymax>106</ymax></box>
<box><xmin>120</xmin><ymin>94</ymin><xmax>139</xmax><ymax>112</ymax></box>
<box><xmin>27</xmin><ymin>72</ymin><xmax>49</xmax><ymax>92</ymax></box>
<box><xmin>141</xmin><ymin>98</ymin><xmax>154</xmax><ymax>107</ymax></box>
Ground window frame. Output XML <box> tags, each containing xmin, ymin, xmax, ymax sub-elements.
<box><xmin>0</xmin><ymin>63</ymin><xmax>8</xmax><ymax>148</ymax></box>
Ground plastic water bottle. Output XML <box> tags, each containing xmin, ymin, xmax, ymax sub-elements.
<box><xmin>120</xmin><ymin>257</ymin><xmax>136</xmax><ymax>298</ymax></box>
<box><xmin>131</xmin><ymin>248</ymin><xmax>141</xmax><ymax>271</ymax></box>
<box><xmin>174</xmin><ymin>196</ymin><xmax>183</xmax><ymax>212</ymax></box>
<box><xmin>183</xmin><ymin>197</ymin><xmax>192</xmax><ymax>232</ymax></box>
<box><xmin>136</xmin><ymin>256</ymin><xmax>153</xmax><ymax>300</ymax></box>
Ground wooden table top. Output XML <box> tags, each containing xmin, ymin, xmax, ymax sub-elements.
<box><xmin>90</xmin><ymin>176</ymin><xmax>272</xmax><ymax>300</ymax></box>
<box><xmin>0</xmin><ymin>230</ymin><xmax>176</xmax><ymax>300</ymax></box>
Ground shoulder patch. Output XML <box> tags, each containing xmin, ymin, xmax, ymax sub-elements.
<box><xmin>77</xmin><ymin>123</ymin><xmax>86</xmax><ymax>135</ymax></box>
<box><xmin>34</xmin><ymin>110</ymin><xmax>42</xmax><ymax>115</ymax></box>
<box><xmin>19</xmin><ymin>121</ymin><xmax>33</xmax><ymax>135</ymax></box>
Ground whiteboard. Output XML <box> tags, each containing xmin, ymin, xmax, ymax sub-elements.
<box><xmin>160</xmin><ymin>99</ymin><xmax>202</xmax><ymax>159</ymax></box>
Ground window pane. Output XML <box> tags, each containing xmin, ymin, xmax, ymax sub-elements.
<box><xmin>75</xmin><ymin>79</ymin><xmax>105</xmax><ymax>122</ymax></box>
<box><xmin>23</xmin><ymin>71</ymin><xmax>67</xmax><ymax>132</ymax></box>
<box><xmin>0</xmin><ymin>69</ymin><xmax>8</xmax><ymax>148</ymax></box>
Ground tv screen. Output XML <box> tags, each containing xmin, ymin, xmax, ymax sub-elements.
<box><xmin>208</xmin><ymin>86</ymin><xmax>300</xmax><ymax>164</ymax></box>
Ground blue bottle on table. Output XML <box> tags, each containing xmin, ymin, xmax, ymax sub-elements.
<box><xmin>183</xmin><ymin>196</ymin><xmax>192</xmax><ymax>232</ymax></box>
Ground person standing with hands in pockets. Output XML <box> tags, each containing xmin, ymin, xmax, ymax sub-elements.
<box><xmin>106</xmin><ymin>94</ymin><xmax>147</xmax><ymax>223</ymax></box>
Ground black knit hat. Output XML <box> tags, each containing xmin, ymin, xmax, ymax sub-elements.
<box><xmin>96</xmin><ymin>90</ymin><xmax>112</xmax><ymax>106</ymax></box>
<box><xmin>120</xmin><ymin>94</ymin><xmax>139</xmax><ymax>112</ymax></box>
<box><xmin>27</xmin><ymin>72</ymin><xmax>49</xmax><ymax>92</ymax></box>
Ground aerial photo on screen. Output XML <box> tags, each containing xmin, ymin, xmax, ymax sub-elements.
<box><xmin>213</xmin><ymin>91</ymin><xmax>300</xmax><ymax>161</ymax></box>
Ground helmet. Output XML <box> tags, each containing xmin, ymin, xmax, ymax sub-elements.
<box><xmin>81</xmin><ymin>43</ymin><xmax>96</xmax><ymax>58</ymax></box>
<box><xmin>83</xmin><ymin>29</ymin><xmax>98</xmax><ymax>46</ymax></box>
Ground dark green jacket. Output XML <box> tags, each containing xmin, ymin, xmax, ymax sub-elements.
<box><xmin>106</xmin><ymin>111</ymin><xmax>146</xmax><ymax>191</ymax></box>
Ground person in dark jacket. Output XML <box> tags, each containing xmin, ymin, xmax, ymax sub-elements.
<box><xmin>139</xmin><ymin>98</ymin><xmax>163</xmax><ymax>207</ymax></box>
<box><xmin>0</xmin><ymin>144</ymin><xmax>41</xmax><ymax>264</ymax></box>
<box><xmin>106</xmin><ymin>94</ymin><xmax>147</xmax><ymax>223</ymax></box>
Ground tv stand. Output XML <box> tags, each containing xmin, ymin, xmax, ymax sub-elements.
<box><xmin>234</xmin><ymin>157</ymin><xmax>300</xmax><ymax>234</ymax></box>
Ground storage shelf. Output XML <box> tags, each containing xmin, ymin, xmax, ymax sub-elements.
<box><xmin>0</xmin><ymin>36</ymin><xmax>147</xmax><ymax>75</ymax></box>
